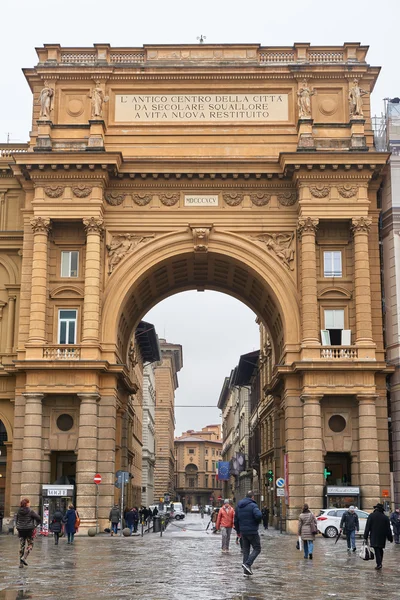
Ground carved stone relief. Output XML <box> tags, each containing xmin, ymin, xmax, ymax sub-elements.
<box><xmin>106</xmin><ymin>233</ymin><xmax>155</xmax><ymax>273</ymax></box>
<box><xmin>351</xmin><ymin>217</ymin><xmax>371</xmax><ymax>234</ymax></box>
<box><xmin>297</xmin><ymin>217</ymin><xmax>319</xmax><ymax>236</ymax></box>
<box><xmin>249</xmin><ymin>192</ymin><xmax>271</xmax><ymax>207</ymax></box>
<box><xmin>277</xmin><ymin>192</ymin><xmax>297</xmax><ymax>206</ymax></box>
<box><xmin>190</xmin><ymin>226</ymin><xmax>212</xmax><ymax>253</ymax></box>
<box><xmin>72</xmin><ymin>185</ymin><xmax>92</xmax><ymax>198</ymax></box>
<box><xmin>159</xmin><ymin>193</ymin><xmax>179</xmax><ymax>206</ymax></box>
<box><xmin>44</xmin><ymin>186</ymin><xmax>64</xmax><ymax>198</ymax></box>
<box><xmin>83</xmin><ymin>217</ymin><xmax>104</xmax><ymax>235</ymax></box>
<box><xmin>310</xmin><ymin>185</ymin><xmax>330</xmax><ymax>198</ymax></box>
<box><xmin>338</xmin><ymin>185</ymin><xmax>358</xmax><ymax>198</ymax></box>
<box><xmin>250</xmin><ymin>232</ymin><xmax>295</xmax><ymax>270</ymax></box>
<box><xmin>30</xmin><ymin>216</ymin><xmax>51</xmax><ymax>235</ymax></box>
<box><xmin>223</xmin><ymin>192</ymin><xmax>243</xmax><ymax>206</ymax></box>
<box><xmin>132</xmin><ymin>193</ymin><xmax>153</xmax><ymax>206</ymax></box>
<box><xmin>105</xmin><ymin>192</ymin><xmax>126</xmax><ymax>206</ymax></box>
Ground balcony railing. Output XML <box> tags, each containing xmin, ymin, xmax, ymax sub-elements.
<box><xmin>320</xmin><ymin>346</ymin><xmax>358</xmax><ymax>359</ymax></box>
<box><xmin>42</xmin><ymin>346</ymin><xmax>81</xmax><ymax>360</ymax></box>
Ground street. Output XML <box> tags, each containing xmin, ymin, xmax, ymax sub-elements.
<box><xmin>0</xmin><ymin>514</ymin><xmax>398</xmax><ymax>600</ymax></box>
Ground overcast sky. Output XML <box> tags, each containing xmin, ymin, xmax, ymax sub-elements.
<box><xmin>1</xmin><ymin>0</ymin><xmax>398</xmax><ymax>433</ymax></box>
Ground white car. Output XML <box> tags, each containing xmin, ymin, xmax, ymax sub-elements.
<box><xmin>317</xmin><ymin>508</ymin><xmax>370</xmax><ymax>538</ymax></box>
<box><xmin>191</xmin><ymin>505</ymin><xmax>199</xmax><ymax>513</ymax></box>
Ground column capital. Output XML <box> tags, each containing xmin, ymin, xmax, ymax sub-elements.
<box><xmin>30</xmin><ymin>216</ymin><xmax>51</xmax><ymax>235</ymax></box>
<box><xmin>301</xmin><ymin>394</ymin><xmax>324</xmax><ymax>404</ymax></box>
<box><xmin>22</xmin><ymin>392</ymin><xmax>44</xmax><ymax>402</ymax></box>
<box><xmin>297</xmin><ymin>216</ymin><xmax>319</xmax><ymax>237</ymax></box>
<box><xmin>83</xmin><ymin>217</ymin><xmax>104</xmax><ymax>235</ymax></box>
<box><xmin>351</xmin><ymin>216</ymin><xmax>372</xmax><ymax>235</ymax></box>
<box><xmin>77</xmin><ymin>393</ymin><xmax>100</xmax><ymax>403</ymax></box>
<box><xmin>356</xmin><ymin>393</ymin><xmax>378</xmax><ymax>403</ymax></box>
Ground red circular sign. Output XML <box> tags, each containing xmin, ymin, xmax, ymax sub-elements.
<box><xmin>94</xmin><ymin>473</ymin><xmax>102</xmax><ymax>484</ymax></box>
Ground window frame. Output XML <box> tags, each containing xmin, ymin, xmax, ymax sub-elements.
<box><xmin>58</xmin><ymin>309</ymin><xmax>78</xmax><ymax>345</ymax></box>
<box><xmin>323</xmin><ymin>250</ymin><xmax>342</xmax><ymax>278</ymax></box>
<box><xmin>60</xmin><ymin>250</ymin><xmax>79</xmax><ymax>278</ymax></box>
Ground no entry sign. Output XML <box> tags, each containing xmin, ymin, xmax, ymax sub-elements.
<box><xmin>94</xmin><ymin>473</ymin><xmax>102</xmax><ymax>485</ymax></box>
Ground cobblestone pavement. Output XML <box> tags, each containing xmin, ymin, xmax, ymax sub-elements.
<box><xmin>0</xmin><ymin>514</ymin><xmax>398</xmax><ymax>600</ymax></box>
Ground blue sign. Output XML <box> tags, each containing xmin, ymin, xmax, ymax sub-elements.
<box><xmin>218</xmin><ymin>461</ymin><xmax>230</xmax><ymax>481</ymax></box>
<box><xmin>276</xmin><ymin>477</ymin><xmax>285</xmax><ymax>488</ymax></box>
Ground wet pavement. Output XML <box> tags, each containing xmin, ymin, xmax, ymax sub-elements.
<box><xmin>0</xmin><ymin>514</ymin><xmax>398</xmax><ymax>599</ymax></box>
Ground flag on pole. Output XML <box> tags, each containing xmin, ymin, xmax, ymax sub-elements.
<box><xmin>217</xmin><ymin>461</ymin><xmax>230</xmax><ymax>481</ymax></box>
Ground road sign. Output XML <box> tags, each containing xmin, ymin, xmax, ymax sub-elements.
<box><xmin>94</xmin><ymin>473</ymin><xmax>102</xmax><ymax>485</ymax></box>
<box><xmin>382</xmin><ymin>489</ymin><xmax>389</xmax><ymax>497</ymax></box>
<box><xmin>277</xmin><ymin>488</ymin><xmax>285</xmax><ymax>497</ymax></box>
<box><xmin>115</xmin><ymin>470</ymin><xmax>130</xmax><ymax>488</ymax></box>
<box><xmin>276</xmin><ymin>477</ymin><xmax>285</xmax><ymax>488</ymax></box>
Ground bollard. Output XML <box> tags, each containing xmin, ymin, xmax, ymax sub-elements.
<box><xmin>141</xmin><ymin>521</ymin><xmax>144</xmax><ymax>537</ymax></box>
<box><xmin>87</xmin><ymin>527</ymin><xmax>97</xmax><ymax>537</ymax></box>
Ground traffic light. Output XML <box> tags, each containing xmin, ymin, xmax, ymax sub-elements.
<box><xmin>324</xmin><ymin>467</ymin><xmax>332</xmax><ymax>479</ymax></box>
<box><xmin>266</xmin><ymin>469</ymin><xmax>274</xmax><ymax>483</ymax></box>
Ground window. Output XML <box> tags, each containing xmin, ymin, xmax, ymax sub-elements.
<box><xmin>212</xmin><ymin>448</ymin><xmax>215</xmax><ymax>456</ymax></box>
<box><xmin>205</xmin><ymin>460</ymin><xmax>208</xmax><ymax>471</ymax></box>
<box><xmin>189</xmin><ymin>478</ymin><xmax>195</xmax><ymax>488</ymax></box>
<box><xmin>61</xmin><ymin>251</ymin><xmax>79</xmax><ymax>278</ymax></box>
<box><xmin>321</xmin><ymin>309</ymin><xmax>351</xmax><ymax>346</ymax></box>
<box><xmin>324</xmin><ymin>251</ymin><xmax>342</xmax><ymax>277</ymax></box>
<box><xmin>188</xmin><ymin>449</ymin><xmax>195</xmax><ymax>454</ymax></box>
<box><xmin>212</xmin><ymin>461</ymin><xmax>215</xmax><ymax>471</ymax></box>
<box><xmin>205</xmin><ymin>475</ymin><xmax>209</xmax><ymax>487</ymax></box>
<box><xmin>205</xmin><ymin>449</ymin><xmax>208</xmax><ymax>455</ymax></box>
<box><xmin>58</xmin><ymin>309</ymin><xmax>77</xmax><ymax>344</ymax></box>
<box><xmin>212</xmin><ymin>475</ymin><xmax>215</xmax><ymax>487</ymax></box>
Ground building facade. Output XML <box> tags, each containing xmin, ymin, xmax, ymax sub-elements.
<box><xmin>141</xmin><ymin>363</ymin><xmax>156</xmax><ymax>507</ymax></box>
<box><xmin>174</xmin><ymin>425</ymin><xmax>223</xmax><ymax>508</ymax></box>
<box><xmin>0</xmin><ymin>42</ymin><xmax>391</xmax><ymax>533</ymax></box>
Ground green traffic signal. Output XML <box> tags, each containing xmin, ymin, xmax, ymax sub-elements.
<box><xmin>267</xmin><ymin>469</ymin><xmax>274</xmax><ymax>482</ymax></box>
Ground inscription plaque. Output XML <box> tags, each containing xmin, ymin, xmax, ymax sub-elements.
<box><xmin>184</xmin><ymin>195</ymin><xmax>219</xmax><ymax>207</ymax></box>
<box><xmin>115</xmin><ymin>94</ymin><xmax>289</xmax><ymax>123</ymax></box>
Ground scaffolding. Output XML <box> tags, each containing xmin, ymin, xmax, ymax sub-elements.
<box><xmin>373</xmin><ymin>98</ymin><xmax>400</xmax><ymax>154</ymax></box>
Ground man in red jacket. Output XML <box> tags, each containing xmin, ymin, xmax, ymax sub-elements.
<box><xmin>216</xmin><ymin>499</ymin><xmax>235</xmax><ymax>552</ymax></box>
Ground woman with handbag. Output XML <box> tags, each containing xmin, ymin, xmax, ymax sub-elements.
<box><xmin>15</xmin><ymin>498</ymin><xmax>41</xmax><ymax>568</ymax></box>
<box><xmin>64</xmin><ymin>504</ymin><xmax>78</xmax><ymax>544</ymax></box>
<box><xmin>298</xmin><ymin>503</ymin><xmax>318</xmax><ymax>560</ymax></box>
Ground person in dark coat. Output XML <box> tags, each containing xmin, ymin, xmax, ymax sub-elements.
<box><xmin>109</xmin><ymin>504</ymin><xmax>120</xmax><ymax>536</ymax></box>
<box><xmin>50</xmin><ymin>507</ymin><xmax>64</xmax><ymax>545</ymax></box>
<box><xmin>364</xmin><ymin>503</ymin><xmax>393</xmax><ymax>569</ymax></box>
<box><xmin>390</xmin><ymin>507</ymin><xmax>400</xmax><ymax>544</ymax></box>
<box><xmin>125</xmin><ymin>508</ymin><xmax>136</xmax><ymax>534</ymax></box>
<box><xmin>64</xmin><ymin>504</ymin><xmax>78</xmax><ymax>544</ymax></box>
<box><xmin>340</xmin><ymin>506</ymin><xmax>359</xmax><ymax>552</ymax></box>
<box><xmin>234</xmin><ymin>491</ymin><xmax>262</xmax><ymax>576</ymax></box>
<box><xmin>261</xmin><ymin>506</ymin><xmax>270</xmax><ymax>530</ymax></box>
<box><xmin>152</xmin><ymin>506</ymin><xmax>159</xmax><ymax>518</ymax></box>
<box><xmin>15</xmin><ymin>498</ymin><xmax>41</xmax><ymax>568</ymax></box>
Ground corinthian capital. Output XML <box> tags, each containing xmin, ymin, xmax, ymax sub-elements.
<box><xmin>83</xmin><ymin>217</ymin><xmax>104</xmax><ymax>235</ymax></box>
<box><xmin>351</xmin><ymin>216</ymin><xmax>371</xmax><ymax>234</ymax></box>
<box><xmin>297</xmin><ymin>217</ymin><xmax>319</xmax><ymax>237</ymax></box>
<box><xmin>30</xmin><ymin>216</ymin><xmax>51</xmax><ymax>235</ymax></box>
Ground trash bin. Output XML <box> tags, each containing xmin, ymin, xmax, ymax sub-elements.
<box><xmin>153</xmin><ymin>516</ymin><xmax>161</xmax><ymax>533</ymax></box>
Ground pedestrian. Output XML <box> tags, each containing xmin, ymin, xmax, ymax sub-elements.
<box><xmin>125</xmin><ymin>508</ymin><xmax>136</xmax><ymax>534</ymax></box>
<box><xmin>340</xmin><ymin>506</ymin><xmax>359</xmax><ymax>552</ymax></box>
<box><xmin>109</xmin><ymin>504</ymin><xmax>120</xmax><ymax>536</ymax></box>
<box><xmin>234</xmin><ymin>491</ymin><xmax>262</xmax><ymax>576</ymax></box>
<box><xmin>211</xmin><ymin>507</ymin><xmax>219</xmax><ymax>532</ymax></box>
<box><xmin>152</xmin><ymin>506</ymin><xmax>159</xmax><ymax>518</ymax></box>
<box><xmin>15</xmin><ymin>498</ymin><xmax>41</xmax><ymax>568</ymax></box>
<box><xmin>364</xmin><ymin>503</ymin><xmax>393</xmax><ymax>570</ymax></box>
<box><xmin>390</xmin><ymin>507</ymin><xmax>400</xmax><ymax>544</ymax></box>
<box><xmin>132</xmin><ymin>507</ymin><xmax>139</xmax><ymax>533</ymax></box>
<box><xmin>50</xmin><ymin>506</ymin><xmax>64</xmax><ymax>545</ymax></box>
<box><xmin>261</xmin><ymin>506</ymin><xmax>270</xmax><ymax>530</ymax></box>
<box><xmin>216</xmin><ymin>499</ymin><xmax>235</xmax><ymax>552</ymax></box>
<box><xmin>298</xmin><ymin>503</ymin><xmax>318</xmax><ymax>560</ymax></box>
<box><xmin>64</xmin><ymin>504</ymin><xmax>79</xmax><ymax>544</ymax></box>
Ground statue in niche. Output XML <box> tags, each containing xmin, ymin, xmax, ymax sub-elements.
<box><xmin>89</xmin><ymin>81</ymin><xmax>109</xmax><ymax>119</ymax></box>
<box><xmin>348</xmin><ymin>79</ymin><xmax>368</xmax><ymax>118</ymax></box>
<box><xmin>37</xmin><ymin>81</ymin><xmax>54</xmax><ymax>120</ymax></box>
<box><xmin>297</xmin><ymin>79</ymin><xmax>315</xmax><ymax>119</ymax></box>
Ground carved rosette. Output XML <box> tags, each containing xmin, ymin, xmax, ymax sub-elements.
<box><xmin>223</xmin><ymin>192</ymin><xmax>243</xmax><ymax>207</ymax></box>
<box><xmin>72</xmin><ymin>185</ymin><xmax>92</xmax><ymax>198</ymax></box>
<box><xmin>277</xmin><ymin>192</ymin><xmax>297</xmax><ymax>206</ymax></box>
<box><xmin>83</xmin><ymin>217</ymin><xmax>104</xmax><ymax>235</ymax></box>
<box><xmin>338</xmin><ymin>185</ymin><xmax>358</xmax><ymax>198</ymax></box>
<box><xmin>44</xmin><ymin>186</ymin><xmax>64</xmax><ymax>198</ymax></box>
<box><xmin>351</xmin><ymin>216</ymin><xmax>372</xmax><ymax>234</ymax></box>
<box><xmin>250</xmin><ymin>232</ymin><xmax>295</xmax><ymax>270</ymax></box>
<box><xmin>249</xmin><ymin>192</ymin><xmax>271</xmax><ymax>207</ymax></box>
<box><xmin>159</xmin><ymin>193</ymin><xmax>179</xmax><ymax>206</ymax></box>
<box><xmin>132</xmin><ymin>193</ymin><xmax>152</xmax><ymax>206</ymax></box>
<box><xmin>297</xmin><ymin>217</ymin><xmax>319</xmax><ymax>237</ymax></box>
<box><xmin>309</xmin><ymin>186</ymin><xmax>330</xmax><ymax>198</ymax></box>
<box><xmin>191</xmin><ymin>226</ymin><xmax>212</xmax><ymax>253</ymax></box>
<box><xmin>30</xmin><ymin>216</ymin><xmax>51</xmax><ymax>235</ymax></box>
<box><xmin>105</xmin><ymin>192</ymin><xmax>126</xmax><ymax>206</ymax></box>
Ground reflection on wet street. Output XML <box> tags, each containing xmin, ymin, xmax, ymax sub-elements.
<box><xmin>0</xmin><ymin>514</ymin><xmax>398</xmax><ymax>599</ymax></box>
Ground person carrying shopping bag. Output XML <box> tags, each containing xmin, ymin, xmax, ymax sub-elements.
<box><xmin>298</xmin><ymin>503</ymin><xmax>318</xmax><ymax>560</ymax></box>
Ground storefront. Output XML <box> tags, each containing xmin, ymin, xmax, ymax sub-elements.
<box><xmin>41</xmin><ymin>484</ymin><xmax>74</xmax><ymax>535</ymax></box>
<box><xmin>325</xmin><ymin>486</ymin><xmax>361</xmax><ymax>509</ymax></box>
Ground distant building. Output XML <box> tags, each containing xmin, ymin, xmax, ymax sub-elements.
<box><xmin>175</xmin><ymin>425</ymin><xmax>223</xmax><ymax>508</ymax></box>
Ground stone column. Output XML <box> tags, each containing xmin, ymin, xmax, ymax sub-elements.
<box><xmin>284</xmin><ymin>390</ymin><xmax>304</xmax><ymax>526</ymax></box>
<box><xmin>5</xmin><ymin>295</ymin><xmax>16</xmax><ymax>353</ymax></box>
<box><xmin>0</xmin><ymin>192</ymin><xmax>6</xmax><ymax>230</ymax></box>
<box><xmin>28</xmin><ymin>217</ymin><xmax>51</xmax><ymax>344</ymax></box>
<box><xmin>21</xmin><ymin>393</ymin><xmax>44</xmax><ymax>510</ymax></box>
<box><xmin>357</xmin><ymin>394</ymin><xmax>380</xmax><ymax>509</ymax></box>
<box><xmin>351</xmin><ymin>217</ymin><xmax>374</xmax><ymax>345</ymax></box>
<box><xmin>302</xmin><ymin>394</ymin><xmax>324</xmax><ymax>511</ymax></box>
<box><xmin>76</xmin><ymin>393</ymin><xmax>99</xmax><ymax>527</ymax></box>
<box><xmin>82</xmin><ymin>217</ymin><xmax>104</xmax><ymax>344</ymax></box>
<box><xmin>297</xmin><ymin>217</ymin><xmax>320</xmax><ymax>346</ymax></box>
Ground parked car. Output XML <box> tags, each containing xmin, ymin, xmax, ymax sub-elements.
<box><xmin>317</xmin><ymin>508</ymin><xmax>370</xmax><ymax>538</ymax></box>
<box><xmin>191</xmin><ymin>505</ymin><xmax>199</xmax><ymax>513</ymax></box>
<box><xmin>172</xmin><ymin>509</ymin><xmax>185</xmax><ymax>520</ymax></box>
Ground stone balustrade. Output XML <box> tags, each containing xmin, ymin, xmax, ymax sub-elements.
<box><xmin>320</xmin><ymin>346</ymin><xmax>359</xmax><ymax>359</ymax></box>
<box><xmin>42</xmin><ymin>345</ymin><xmax>81</xmax><ymax>360</ymax></box>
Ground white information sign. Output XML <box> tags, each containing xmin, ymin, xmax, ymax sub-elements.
<box><xmin>184</xmin><ymin>195</ymin><xmax>219</xmax><ymax>207</ymax></box>
<box><xmin>115</xmin><ymin>94</ymin><xmax>289</xmax><ymax>123</ymax></box>
<box><xmin>277</xmin><ymin>488</ymin><xmax>285</xmax><ymax>497</ymax></box>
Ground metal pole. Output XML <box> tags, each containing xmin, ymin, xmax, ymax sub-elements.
<box><xmin>279</xmin><ymin>498</ymin><xmax>282</xmax><ymax>534</ymax></box>
<box><xmin>96</xmin><ymin>484</ymin><xmax>99</xmax><ymax>534</ymax></box>
<box><xmin>120</xmin><ymin>479</ymin><xmax>124</xmax><ymax>536</ymax></box>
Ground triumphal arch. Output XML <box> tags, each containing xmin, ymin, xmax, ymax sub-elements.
<box><xmin>0</xmin><ymin>42</ymin><xmax>390</xmax><ymax>532</ymax></box>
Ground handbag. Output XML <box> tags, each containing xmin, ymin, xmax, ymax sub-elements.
<box><xmin>310</xmin><ymin>514</ymin><xmax>318</xmax><ymax>535</ymax></box>
<box><xmin>359</xmin><ymin>540</ymin><xmax>372</xmax><ymax>560</ymax></box>
<box><xmin>74</xmin><ymin>511</ymin><xmax>81</xmax><ymax>531</ymax></box>
<box><xmin>296</xmin><ymin>535</ymin><xmax>303</xmax><ymax>551</ymax></box>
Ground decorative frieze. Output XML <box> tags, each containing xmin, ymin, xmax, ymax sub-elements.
<box><xmin>223</xmin><ymin>192</ymin><xmax>243</xmax><ymax>206</ymax></box>
<box><xmin>277</xmin><ymin>192</ymin><xmax>297</xmax><ymax>206</ymax></box>
<box><xmin>30</xmin><ymin>216</ymin><xmax>51</xmax><ymax>234</ymax></box>
<box><xmin>44</xmin><ymin>186</ymin><xmax>64</xmax><ymax>198</ymax></box>
<box><xmin>250</xmin><ymin>233</ymin><xmax>295</xmax><ymax>270</ymax></box>
<box><xmin>338</xmin><ymin>185</ymin><xmax>358</xmax><ymax>198</ymax></box>
<box><xmin>105</xmin><ymin>192</ymin><xmax>126</xmax><ymax>206</ymax></box>
<box><xmin>72</xmin><ymin>185</ymin><xmax>92</xmax><ymax>198</ymax></box>
<box><xmin>106</xmin><ymin>233</ymin><xmax>155</xmax><ymax>273</ymax></box>
<box><xmin>309</xmin><ymin>185</ymin><xmax>330</xmax><ymax>198</ymax></box>
<box><xmin>159</xmin><ymin>192</ymin><xmax>179</xmax><ymax>206</ymax></box>
<box><xmin>132</xmin><ymin>193</ymin><xmax>152</xmax><ymax>206</ymax></box>
<box><xmin>249</xmin><ymin>192</ymin><xmax>271</xmax><ymax>206</ymax></box>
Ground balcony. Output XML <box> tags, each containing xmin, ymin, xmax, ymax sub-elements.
<box><xmin>320</xmin><ymin>346</ymin><xmax>358</xmax><ymax>360</ymax></box>
<box><xmin>42</xmin><ymin>345</ymin><xmax>81</xmax><ymax>360</ymax></box>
